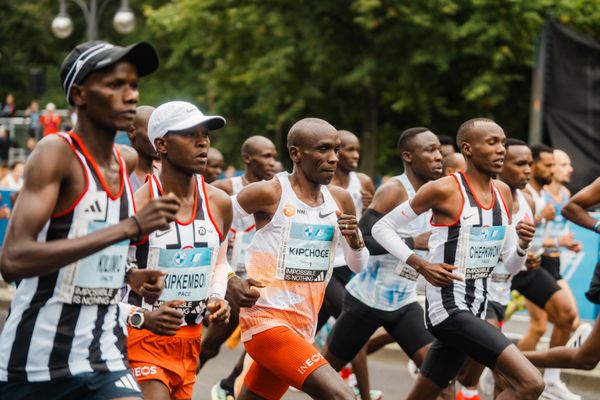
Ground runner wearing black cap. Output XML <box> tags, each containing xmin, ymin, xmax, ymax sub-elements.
<box><xmin>0</xmin><ymin>41</ymin><xmax>179</xmax><ymax>399</ymax></box>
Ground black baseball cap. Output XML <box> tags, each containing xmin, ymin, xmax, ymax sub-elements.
<box><xmin>60</xmin><ymin>40</ymin><xmax>159</xmax><ymax>105</ymax></box>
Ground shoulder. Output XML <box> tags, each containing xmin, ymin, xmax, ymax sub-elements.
<box><xmin>205</xmin><ymin>182</ymin><xmax>232</xmax><ymax>208</ymax></box>
<box><xmin>329</xmin><ymin>185</ymin><xmax>355</xmax><ymax>214</ymax></box>
<box><xmin>521</xmin><ymin>190</ymin><xmax>535</xmax><ymax>215</ymax></box>
<box><xmin>421</xmin><ymin>175</ymin><xmax>458</xmax><ymax>196</ymax></box>
<box><xmin>211</xmin><ymin>177</ymin><xmax>233</xmax><ymax>195</ymax></box>
<box><xmin>116</xmin><ymin>144</ymin><xmax>138</xmax><ymax>175</ymax></box>
<box><xmin>493</xmin><ymin>179</ymin><xmax>511</xmax><ymax>198</ymax></box>
<box><xmin>356</xmin><ymin>172</ymin><xmax>375</xmax><ymax>191</ymax></box>
<box><xmin>23</xmin><ymin>134</ymin><xmax>75</xmax><ymax>181</ymax></box>
<box><xmin>133</xmin><ymin>181</ymin><xmax>152</xmax><ymax>210</ymax></box>
<box><xmin>374</xmin><ymin>177</ymin><xmax>406</xmax><ymax>198</ymax></box>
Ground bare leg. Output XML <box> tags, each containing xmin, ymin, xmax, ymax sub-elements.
<box><xmin>302</xmin><ymin>364</ymin><xmax>356</xmax><ymax>400</ymax></box>
<box><xmin>557</xmin><ymin>279</ymin><xmax>580</xmax><ymax>330</ymax></box>
<box><xmin>366</xmin><ymin>332</ymin><xmax>394</xmax><ymax>355</ymax></box>
<box><xmin>350</xmin><ymin>347</ymin><xmax>371</xmax><ymax>400</ymax></box>
<box><xmin>544</xmin><ymin>289</ymin><xmax>577</xmax><ymax>347</ymax></box>
<box><xmin>518</xmin><ymin>299</ymin><xmax>548</xmax><ymax>351</ymax></box>
<box><xmin>139</xmin><ymin>380</ymin><xmax>172</xmax><ymax>400</ymax></box>
<box><xmin>492</xmin><ymin>345</ymin><xmax>544</xmax><ymax>399</ymax></box>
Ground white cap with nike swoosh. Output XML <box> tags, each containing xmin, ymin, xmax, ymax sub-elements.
<box><xmin>148</xmin><ymin>101</ymin><xmax>226</xmax><ymax>149</ymax></box>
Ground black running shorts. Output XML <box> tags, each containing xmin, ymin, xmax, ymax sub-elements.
<box><xmin>541</xmin><ymin>254</ymin><xmax>562</xmax><ymax>280</ymax></box>
<box><xmin>316</xmin><ymin>265</ymin><xmax>354</xmax><ymax>332</ymax></box>
<box><xmin>485</xmin><ymin>300</ymin><xmax>507</xmax><ymax>323</ymax></box>
<box><xmin>420</xmin><ymin>310</ymin><xmax>512</xmax><ymax>388</ymax></box>
<box><xmin>326</xmin><ymin>292</ymin><xmax>433</xmax><ymax>363</ymax></box>
<box><xmin>511</xmin><ymin>267</ymin><xmax>560</xmax><ymax>309</ymax></box>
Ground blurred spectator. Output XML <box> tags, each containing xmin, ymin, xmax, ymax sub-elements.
<box><xmin>69</xmin><ymin>107</ymin><xmax>78</xmax><ymax>129</ymax></box>
<box><xmin>223</xmin><ymin>165</ymin><xmax>237</xmax><ymax>179</ymax></box>
<box><xmin>0</xmin><ymin>126</ymin><xmax>11</xmax><ymax>162</ymax></box>
<box><xmin>40</xmin><ymin>103</ymin><xmax>61</xmax><ymax>136</ymax></box>
<box><xmin>26</xmin><ymin>137</ymin><xmax>37</xmax><ymax>155</ymax></box>
<box><xmin>25</xmin><ymin>99</ymin><xmax>40</xmax><ymax>138</ymax></box>
<box><xmin>0</xmin><ymin>161</ymin><xmax>24</xmax><ymax>189</ymax></box>
<box><xmin>1</xmin><ymin>94</ymin><xmax>15</xmax><ymax>117</ymax></box>
<box><xmin>0</xmin><ymin>165</ymin><xmax>7</xmax><ymax>182</ymax></box>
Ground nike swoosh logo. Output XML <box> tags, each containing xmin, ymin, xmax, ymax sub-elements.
<box><xmin>319</xmin><ymin>210</ymin><xmax>334</xmax><ymax>219</ymax></box>
<box><xmin>155</xmin><ymin>228</ymin><xmax>172</xmax><ymax>238</ymax></box>
<box><xmin>463</xmin><ymin>214</ymin><xmax>475</xmax><ymax>221</ymax></box>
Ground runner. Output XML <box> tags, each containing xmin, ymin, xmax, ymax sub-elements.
<box><xmin>204</xmin><ymin>136</ymin><xmax>276</xmax><ymax>399</ymax></box>
<box><xmin>522</xmin><ymin>145</ymin><xmax>581</xmax><ymax>400</ymax></box>
<box><xmin>524</xmin><ymin>177</ymin><xmax>600</xmax><ymax>370</ymax></box>
<box><xmin>0</xmin><ymin>40</ymin><xmax>180</xmax><ymax>399</ymax></box>
<box><xmin>442</xmin><ymin>152</ymin><xmax>466</xmax><ymax>176</ymax></box>
<box><xmin>205</xmin><ymin>147</ymin><xmax>225</xmax><ymax>184</ymax></box>
<box><xmin>317</xmin><ymin>129</ymin><xmax>375</xmax><ymax>400</ymax></box>
<box><xmin>235</xmin><ymin>117</ymin><xmax>369</xmax><ymax>399</ymax></box>
<box><xmin>374</xmin><ymin>118</ymin><xmax>543</xmax><ymax>400</ymax></box>
<box><xmin>127</xmin><ymin>105</ymin><xmax>158</xmax><ymax>191</ymax></box>
<box><xmin>125</xmin><ymin>101</ymin><xmax>231</xmax><ymax>400</ymax></box>
<box><xmin>322</xmin><ymin>127</ymin><xmax>441</xmax><ymax>395</ymax></box>
<box><xmin>455</xmin><ymin>138</ymin><xmax>536</xmax><ymax>400</ymax></box>
<box><xmin>438</xmin><ymin>134</ymin><xmax>457</xmax><ymax>157</ymax></box>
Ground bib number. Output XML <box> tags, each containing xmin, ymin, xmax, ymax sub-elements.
<box><xmin>276</xmin><ymin>222</ymin><xmax>336</xmax><ymax>282</ymax></box>
<box><xmin>58</xmin><ymin>221</ymin><xmax>128</xmax><ymax>305</ymax></box>
<box><xmin>231</xmin><ymin>230</ymin><xmax>255</xmax><ymax>273</ymax></box>
<box><xmin>457</xmin><ymin>225</ymin><xmax>506</xmax><ymax>280</ymax></box>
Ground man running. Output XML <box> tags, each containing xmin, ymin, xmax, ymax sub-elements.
<box><xmin>125</xmin><ymin>101</ymin><xmax>231</xmax><ymax>400</ymax></box>
<box><xmin>205</xmin><ymin>147</ymin><xmax>225</xmax><ymax>184</ymax></box>
<box><xmin>442</xmin><ymin>152</ymin><xmax>466</xmax><ymax>177</ymax></box>
<box><xmin>323</xmin><ymin>127</ymin><xmax>441</xmax><ymax>394</ymax></box>
<box><xmin>374</xmin><ymin>118</ymin><xmax>543</xmax><ymax>400</ymax></box>
<box><xmin>234</xmin><ymin>117</ymin><xmax>369</xmax><ymax>399</ymax></box>
<box><xmin>455</xmin><ymin>138</ymin><xmax>536</xmax><ymax>400</ymax></box>
<box><xmin>521</xmin><ymin>145</ymin><xmax>581</xmax><ymax>400</ymax></box>
<box><xmin>0</xmin><ymin>40</ymin><xmax>180</xmax><ymax>399</ymax></box>
<box><xmin>203</xmin><ymin>135</ymin><xmax>276</xmax><ymax>399</ymax></box>
<box><xmin>438</xmin><ymin>134</ymin><xmax>457</xmax><ymax>157</ymax></box>
<box><xmin>525</xmin><ymin>177</ymin><xmax>600</xmax><ymax>370</ymax></box>
<box><xmin>127</xmin><ymin>105</ymin><xmax>158</xmax><ymax>191</ymax></box>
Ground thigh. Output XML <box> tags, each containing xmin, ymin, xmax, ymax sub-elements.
<box><xmin>419</xmin><ymin>339</ymin><xmax>467</xmax><ymax>389</ymax></box>
<box><xmin>384</xmin><ymin>302</ymin><xmax>434</xmax><ymax>359</ymax></box>
<box><xmin>243</xmin><ymin>326</ymin><xmax>328</xmax><ymax>392</ymax></box>
<box><xmin>517</xmin><ymin>268</ymin><xmax>561</xmax><ymax>309</ymax></box>
<box><xmin>0</xmin><ymin>377</ymin><xmax>86</xmax><ymax>400</ymax></box>
<box><xmin>243</xmin><ymin>361</ymin><xmax>289</xmax><ymax>400</ymax></box>
<box><xmin>326</xmin><ymin>305</ymin><xmax>378</xmax><ymax>365</ymax></box>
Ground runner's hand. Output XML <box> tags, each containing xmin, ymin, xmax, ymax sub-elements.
<box><xmin>143</xmin><ymin>300</ymin><xmax>184</xmax><ymax>336</ymax></box>
<box><xmin>127</xmin><ymin>269</ymin><xmax>166</xmax><ymax>304</ymax></box>
<box><xmin>337</xmin><ymin>211</ymin><xmax>363</xmax><ymax>249</ymax></box>
<box><xmin>228</xmin><ymin>276</ymin><xmax>264</xmax><ymax>308</ymax></box>
<box><xmin>413</xmin><ymin>231</ymin><xmax>432</xmax><ymax>250</ymax></box>
<box><xmin>559</xmin><ymin>232</ymin><xmax>581</xmax><ymax>252</ymax></box>
<box><xmin>540</xmin><ymin>203</ymin><xmax>556</xmax><ymax>221</ymax></box>
<box><xmin>515</xmin><ymin>220</ymin><xmax>536</xmax><ymax>249</ymax></box>
<box><xmin>361</xmin><ymin>189</ymin><xmax>374</xmax><ymax>211</ymax></box>
<box><xmin>131</xmin><ymin>193</ymin><xmax>180</xmax><ymax>238</ymax></box>
<box><xmin>411</xmin><ymin>256</ymin><xmax>463</xmax><ymax>286</ymax></box>
<box><xmin>207</xmin><ymin>297</ymin><xmax>230</xmax><ymax>326</ymax></box>
<box><xmin>525</xmin><ymin>252</ymin><xmax>541</xmax><ymax>270</ymax></box>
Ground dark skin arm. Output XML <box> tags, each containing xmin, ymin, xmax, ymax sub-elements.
<box><xmin>0</xmin><ymin>136</ymin><xmax>180</xmax><ymax>283</ymax></box>
<box><xmin>117</xmin><ymin>144</ymin><xmax>138</xmax><ymax>176</ymax></box>
<box><xmin>562</xmin><ymin>177</ymin><xmax>600</xmax><ymax>232</ymax></box>
<box><xmin>357</xmin><ymin>172</ymin><xmax>376</xmax><ymax>211</ymax></box>
<box><xmin>329</xmin><ymin>185</ymin><xmax>364</xmax><ymax>249</ymax></box>
<box><xmin>211</xmin><ymin>178</ymin><xmax>234</xmax><ymax>196</ymax></box>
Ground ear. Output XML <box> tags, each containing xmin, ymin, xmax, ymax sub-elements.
<box><xmin>242</xmin><ymin>152</ymin><xmax>252</xmax><ymax>165</ymax></box>
<box><xmin>461</xmin><ymin>142</ymin><xmax>472</xmax><ymax>158</ymax></box>
<box><xmin>401</xmin><ymin>150</ymin><xmax>412</xmax><ymax>164</ymax></box>
<box><xmin>127</xmin><ymin>126</ymin><xmax>136</xmax><ymax>141</ymax></box>
<box><xmin>155</xmin><ymin>137</ymin><xmax>167</xmax><ymax>155</ymax></box>
<box><xmin>288</xmin><ymin>146</ymin><xmax>301</xmax><ymax>164</ymax></box>
<box><xmin>71</xmin><ymin>84</ymin><xmax>86</xmax><ymax>107</ymax></box>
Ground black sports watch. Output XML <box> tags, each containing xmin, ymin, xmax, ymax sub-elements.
<box><xmin>128</xmin><ymin>308</ymin><xmax>145</xmax><ymax>329</ymax></box>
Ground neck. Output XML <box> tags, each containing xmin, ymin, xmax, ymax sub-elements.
<box><xmin>243</xmin><ymin>168</ymin><xmax>261</xmax><ymax>185</ymax></box>
<box><xmin>136</xmin><ymin>155</ymin><xmax>155</xmax><ymax>175</ymax></box>
<box><xmin>529</xmin><ymin>177</ymin><xmax>544</xmax><ymax>193</ymax></box>
<box><xmin>73</xmin><ymin>115</ymin><xmax>117</xmax><ymax>165</ymax></box>
<box><xmin>158</xmin><ymin>161</ymin><xmax>196</xmax><ymax>199</ymax></box>
<box><xmin>289</xmin><ymin>168</ymin><xmax>322</xmax><ymax>205</ymax></box>
<box><xmin>546</xmin><ymin>180</ymin><xmax>563</xmax><ymax>195</ymax></box>
<box><xmin>332</xmin><ymin>167</ymin><xmax>351</xmax><ymax>188</ymax></box>
<box><xmin>464</xmin><ymin>165</ymin><xmax>492</xmax><ymax>191</ymax></box>
<box><xmin>404</xmin><ymin>167</ymin><xmax>427</xmax><ymax>191</ymax></box>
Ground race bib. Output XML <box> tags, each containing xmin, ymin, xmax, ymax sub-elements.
<box><xmin>491</xmin><ymin>259</ymin><xmax>511</xmax><ymax>283</ymax></box>
<box><xmin>276</xmin><ymin>221</ymin><xmax>336</xmax><ymax>282</ymax></box>
<box><xmin>58</xmin><ymin>221</ymin><xmax>128</xmax><ymax>305</ymax></box>
<box><xmin>456</xmin><ymin>225</ymin><xmax>506</xmax><ymax>280</ymax></box>
<box><xmin>231</xmin><ymin>230</ymin><xmax>255</xmax><ymax>273</ymax></box>
<box><xmin>146</xmin><ymin>247</ymin><xmax>214</xmax><ymax>301</ymax></box>
<box><xmin>394</xmin><ymin>249</ymin><xmax>427</xmax><ymax>281</ymax></box>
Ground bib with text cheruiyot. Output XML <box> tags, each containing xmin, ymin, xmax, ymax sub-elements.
<box><xmin>455</xmin><ymin>225</ymin><xmax>506</xmax><ymax>280</ymax></box>
<box><xmin>276</xmin><ymin>221</ymin><xmax>336</xmax><ymax>282</ymax></box>
<box><xmin>231</xmin><ymin>230</ymin><xmax>255</xmax><ymax>274</ymax></box>
<box><xmin>57</xmin><ymin>220</ymin><xmax>128</xmax><ymax>305</ymax></box>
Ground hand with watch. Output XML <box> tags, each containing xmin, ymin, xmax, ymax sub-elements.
<box><xmin>515</xmin><ymin>220</ymin><xmax>536</xmax><ymax>257</ymax></box>
<box><xmin>127</xmin><ymin>300</ymin><xmax>185</xmax><ymax>336</ymax></box>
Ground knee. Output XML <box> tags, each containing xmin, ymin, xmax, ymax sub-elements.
<box><xmin>529</xmin><ymin>321</ymin><xmax>547</xmax><ymax>338</ymax></box>
<box><xmin>554</xmin><ymin>306</ymin><xmax>576</xmax><ymax>328</ymax></box>
<box><xmin>576</xmin><ymin>354</ymin><xmax>598</xmax><ymax>370</ymax></box>
<box><xmin>517</xmin><ymin>371</ymin><xmax>545</xmax><ymax>399</ymax></box>
<box><xmin>327</xmin><ymin>383</ymin><xmax>355</xmax><ymax>400</ymax></box>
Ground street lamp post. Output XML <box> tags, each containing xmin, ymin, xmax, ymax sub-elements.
<box><xmin>51</xmin><ymin>0</ymin><xmax>135</xmax><ymax>41</ymax></box>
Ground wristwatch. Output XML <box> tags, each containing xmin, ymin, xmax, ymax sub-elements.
<box><xmin>516</xmin><ymin>243</ymin><xmax>531</xmax><ymax>257</ymax></box>
<box><xmin>128</xmin><ymin>308</ymin><xmax>145</xmax><ymax>329</ymax></box>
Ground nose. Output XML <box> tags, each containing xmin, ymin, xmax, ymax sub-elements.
<box><xmin>124</xmin><ymin>84</ymin><xmax>139</xmax><ymax>104</ymax></box>
<box><xmin>328</xmin><ymin>149</ymin><xmax>339</xmax><ymax>164</ymax></box>
<box><xmin>434</xmin><ymin>149</ymin><xmax>442</xmax><ymax>161</ymax></box>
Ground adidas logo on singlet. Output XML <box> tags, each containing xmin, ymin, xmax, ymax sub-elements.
<box><xmin>83</xmin><ymin>192</ymin><xmax>108</xmax><ymax>220</ymax></box>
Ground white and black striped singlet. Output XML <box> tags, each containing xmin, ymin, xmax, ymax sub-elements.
<box><xmin>125</xmin><ymin>174</ymin><xmax>223</xmax><ymax>326</ymax></box>
<box><xmin>0</xmin><ymin>132</ymin><xmax>136</xmax><ymax>382</ymax></box>
<box><xmin>425</xmin><ymin>172</ymin><xmax>509</xmax><ymax>327</ymax></box>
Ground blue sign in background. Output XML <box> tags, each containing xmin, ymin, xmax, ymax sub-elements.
<box><xmin>0</xmin><ymin>189</ymin><xmax>16</xmax><ymax>245</ymax></box>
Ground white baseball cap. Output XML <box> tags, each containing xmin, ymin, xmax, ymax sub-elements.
<box><xmin>148</xmin><ymin>101</ymin><xmax>225</xmax><ymax>148</ymax></box>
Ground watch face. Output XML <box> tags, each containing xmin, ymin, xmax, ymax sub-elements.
<box><xmin>130</xmin><ymin>313</ymin><xmax>142</xmax><ymax>326</ymax></box>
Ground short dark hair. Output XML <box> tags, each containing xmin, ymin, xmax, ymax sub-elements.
<box><xmin>456</xmin><ymin>117</ymin><xmax>495</xmax><ymax>147</ymax></box>
<box><xmin>505</xmin><ymin>138</ymin><xmax>528</xmax><ymax>149</ymax></box>
<box><xmin>530</xmin><ymin>143</ymin><xmax>553</xmax><ymax>161</ymax></box>
<box><xmin>397</xmin><ymin>127</ymin><xmax>430</xmax><ymax>152</ymax></box>
<box><xmin>438</xmin><ymin>134</ymin><xmax>455</xmax><ymax>147</ymax></box>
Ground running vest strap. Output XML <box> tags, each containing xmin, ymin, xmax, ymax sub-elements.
<box><xmin>425</xmin><ymin>172</ymin><xmax>509</xmax><ymax>327</ymax></box>
<box><xmin>127</xmin><ymin>174</ymin><xmax>221</xmax><ymax>326</ymax></box>
<box><xmin>0</xmin><ymin>132</ymin><xmax>135</xmax><ymax>382</ymax></box>
<box><xmin>346</xmin><ymin>173</ymin><xmax>431</xmax><ymax>311</ymax></box>
<box><xmin>239</xmin><ymin>172</ymin><xmax>339</xmax><ymax>342</ymax></box>
<box><xmin>488</xmin><ymin>189</ymin><xmax>533</xmax><ymax>306</ymax></box>
<box><xmin>229</xmin><ymin>176</ymin><xmax>256</xmax><ymax>274</ymax></box>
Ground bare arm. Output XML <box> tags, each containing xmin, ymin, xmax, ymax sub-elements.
<box><xmin>562</xmin><ymin>177</ymin><xmax>600</xmax><ymax>232</ymax></box>
<box><xmin>117</xmin><ymin>144</ymin><xmax>138</xmax><ymax>175</ymax></box>
<box><xmin>211</xmin><ymin>178</ymin><xmax>233</xmax><ymax>195</ymax></box>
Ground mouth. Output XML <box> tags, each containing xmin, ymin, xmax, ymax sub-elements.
<box><xmin>493</xmin><ymin>158</ymin><xmax>504</xmax><ymax>167</ymax></box>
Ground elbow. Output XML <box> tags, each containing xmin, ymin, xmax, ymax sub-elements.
<box><xmin>561</xmin><ymin>203</ymin><xmax>575</xmax><ymax>221</ymax></box>
<box><xmin>0</xmin><ymin>254</ymin><xmax>17</xmax><ymax>283</ymax></box>
<box><xmin>578</xmin><ymin>355</ymin><xmax>598</xmax><ymax>371</ymax></box>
